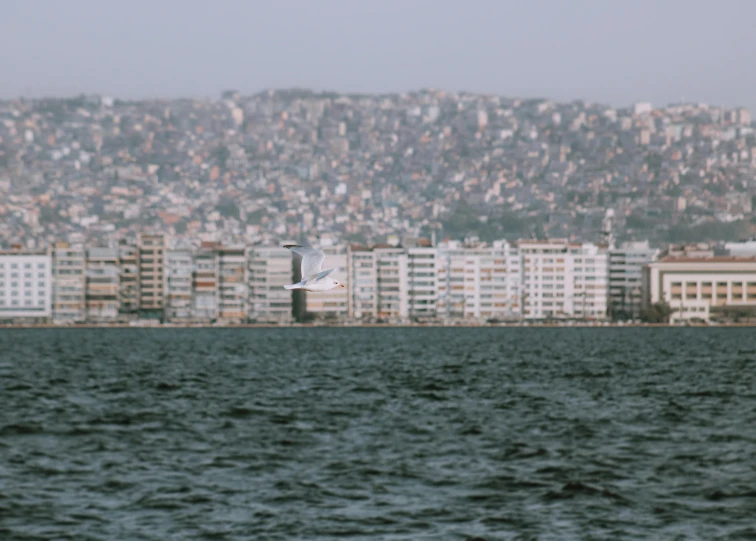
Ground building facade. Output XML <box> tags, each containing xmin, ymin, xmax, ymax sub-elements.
<box><xmin>137</xmin><ymin>233</ymin><xmax>166</xmax><ymax>317</ymax></box>
<box><xmin>608</xmin><ymin>241</ymin><xmax>659</xmax><ymax>320</ymax></box>
<box><xmin>305</xmin><ymin>245</ymin><xmax>348</xmax><ymax>320</ymax></box>
<box><xmin>248</xmin><ymin>246</ymin><xmax>293</xmax><ymax>323</ymax></box>
<box><xmin>0</xmin><ymin>248</ymin><xmax>52</xmax><ymax>320</ymax></box>
<box><xmin>645</xmin><ymin>256</ymin><xmax>756</xmax><ymax>323</ymax></box>
<box><xmin>51</xmin><ymin>242</ymin><xmax>86</xmax><ymax>323</ymax></box>
<box><xmin>217</xmin><ymin>246</ymin><xmax>248</xmax><ymax>322</ymax></box>
<box><xmin>85</xmin><ymin>247</ymin><xmax>120</xmax><ymax>321</ymax></box>
<box><xmin>519</xmin><ymin>239</ymin><xmax>608</xmax><ymax>320</ymax></box>
<box><xmin>165</xmin><ymin>249</ymin><xmax>194</xmax><ymax>322</ymax></box>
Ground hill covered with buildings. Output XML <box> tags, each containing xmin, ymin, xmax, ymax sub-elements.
<box><xmin>1</xmin><ymin>89</ymin><xmax>755</xmax><ymax>249</ymax></box>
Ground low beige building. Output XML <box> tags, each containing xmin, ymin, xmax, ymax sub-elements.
<box><xmin>645</xmin><ymin>256</ymin><xmax>756</xmax><ymax>322</ymax></box>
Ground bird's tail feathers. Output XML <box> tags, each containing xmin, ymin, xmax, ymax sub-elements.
<box><xmin>283</xmin><ymin>279</ymin><xmax>307</xmax><ymax>290</ymax></box>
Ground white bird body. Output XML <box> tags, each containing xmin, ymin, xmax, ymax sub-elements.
<box><xmin>283</xmin><ymin>245</ymin><xmax>345</xmax><ymax>292</ymax></box>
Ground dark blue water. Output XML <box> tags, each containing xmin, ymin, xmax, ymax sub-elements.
<box><xmin>1</xmin><ymin>328</ymin><xmax>754</xmax><ymax>540</ymax></box>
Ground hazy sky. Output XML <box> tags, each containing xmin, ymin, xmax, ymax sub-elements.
<box><xmin>2</xmin><ymin>0</ymin><xmax>755</xmax><ymax>110</ymax></box>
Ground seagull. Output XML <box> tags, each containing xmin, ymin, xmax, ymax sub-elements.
<box><xmin>283</xmin><ymin>245</ymin><xmax>346</xmax><ymax>292</ymax></box>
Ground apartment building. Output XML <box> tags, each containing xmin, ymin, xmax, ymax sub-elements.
<box><xmin>0</xmin><ymin>248</ymin><xmax>52</xmax><ymax>320</ymax></box>
<box><xmin>51</xmin><ymin>242</ymin><xmax>86</xmax><ymax>323</ymax></box>
<box><xmin>192</xmin><ymin>246</ymin><xmax>218</xmax><ymax>321</ymax></box>
<box><xmin>519</xmin><ymin>239</ymin><xmax>608</xmax><ymax>320</ymax></box>
<box><xmin>608</xmin><ymin>241</ymin><xmax>659</xmax><ymax>320</ymax></box>
<box><xmin>437</xmin><ymin>240</ymin><xmax>520</xmax><ymax>321</ymax></box>
<box><xmin>248</xmin><ymin>246</ymin><xmax>293</xmax><ymax>323</ymax></box>
<box><xmin>406</xmin><ymin>246</ymin><xmax>438</xmax><ymax>320</ymax></box>
<box><xmin>165</xmin><ymin>249</ymin><xmax>194</xmax><ymax>322</ymax></box>
<box><xmin>217</xmin><ymin>246</ymin><xmax>247</xmax><ymax>322</ymax></box>
<box><xmin>306</xmin><ymin>245</ymin><xmax>348</xmax><ymax>320</ymax></box>
<box><xmin>347</xmin><ymin>245</ymin><xmax>379</xmax><ymax>320</ymax></box>
<box><xmin>375</xmin><ymin>246</ymin><xmax>408</xmax><ymax>321</ymax></box>
<box><xmin>85</xmin><ymin>247</ymin><xmax>120</xmax><ymax>321</ymax></box>
<box><xmin>137</xmin><ymin>233</ymin><xmax>166</xmax><ymax>316</ymax></box>
<box><xmin>118</xmin><ymin>241</ymin><xmax>139</xmax><ymax>316</ymax></box>
<box><xmin>645</xmin><ymin>256</ymin><xmax>756</xmax><ymax>323</ymax></box>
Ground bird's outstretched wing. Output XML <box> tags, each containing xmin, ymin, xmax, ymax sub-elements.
<box><xmin>283</xmin><ymin>245</ymin><xmax>325</xmax><ymax>279</ymax></box>
<box><xmin>312</xmin><ymin>268</ymin><xmax>335</xmax><ymax>282</ymax></box>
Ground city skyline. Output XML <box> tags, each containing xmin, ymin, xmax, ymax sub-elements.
<box><xmin>1</xmin><ymin>0</ymin><xmax>755</xmax><ymax>112</ymax></box>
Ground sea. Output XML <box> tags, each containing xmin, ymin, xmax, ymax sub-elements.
<box><xmin>0</xmin><ymin>328</ymin><xmax>754</xmax><ymax>540</ymax></box>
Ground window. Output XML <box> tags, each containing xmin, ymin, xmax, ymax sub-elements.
<box><xmin>24</xmin><ymin>263</ymin><xmax>31</xmax><ymax>269</ymax></box>
<box><xmin>38</xmin><ymin>263</ymin><xmax>45</xmax><ymax>269</ymax></box>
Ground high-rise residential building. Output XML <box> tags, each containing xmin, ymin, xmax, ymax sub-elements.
<box><xmin>645</xmin><ymin>256</ymin><xmax>756</xmax><ymax>323</ymax></box>
<box><xmin>375</xmin><ymin>246</ymin><xmax>408</xmax><ymax>321</ymax></box>
<box><xmin>193</xmin><ymin>246</ymin><xmax>218</xmax><ymax>321</ymax></box>
<box><xmin>0</xmin><ymin>248</ymin><xmax>52</xmax><ymax>320</ymax></box>
<box><xmin>306</xmin><ymin>245</ymin><xmax>348</xmax><ymax>320</ymax></box>
<box><xmin>347</xmin><ymin>245</ymin><xmax>378</xmax><ymax>320</ymax></box>
<box><xmin>406</xmin><ymin>246</ymin><xmax>438</xmax><ymax>320</ymax></box>
<box><xmin>217</xmin><ymin>246</ymin><xmax>247</xmax><ymax>322</ymax></box>
<box><xmin>51</xmin><ymin>242</ymin><xmax>86</xmax><ymax>323</ymax></box>
<box><xmin>347</xmin><ymin>244</ymin><xmax>411</xmax><ymax>322</ymax></box>
<box><xmin>165</xmin><ymin>249</ymin><xmax>194</xmax><ymax>322</ymax></box>
<box><xmin>85</xmin><ymin>247</ymin><xmax>120</xmax><ymax>321</ymax></box>
<box><xmin>520</xmin><ymin>239</ymin><xmax>608</xmax><ymax>320</ymax></box>
<box><xmin>437</xmin><ymin>240</ymin><xmax>520</xmax><ymax>322</ymax></box>
<box><xmin>137</xmin><ymin>233</ymin><xmax>166</xmax><ymax>317</ymax></box>
<box><xmin>248</xmin><ymin>246</ymin><xmax>293</xmax><ymax>323</ymax></box>
<box><xmin>608</xmin><ymin>241</ymin><xmax>659</xmax><ymax>320</ymax></box>
<box><xmin>118</xmin><ymin>241</ymin><xmax>139</xmax><ymax>317</ymax></box>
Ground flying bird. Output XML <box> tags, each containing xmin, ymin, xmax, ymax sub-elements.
<box><xmin>283</xmin><ymin>245</ymin><xmax>345</xmax><ymax>292</ymax></box>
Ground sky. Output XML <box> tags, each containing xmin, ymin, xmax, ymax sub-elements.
<box><xmin>1</xmin><ymin>0</ymin><xmax>755</xmax><ymax>111</ymax></box>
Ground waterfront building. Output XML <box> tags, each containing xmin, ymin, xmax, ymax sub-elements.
<box><xmin>217</xmin><ymin>246</ymin><xmax>248</xmax><ymax>322</ymax></box>
<box><xmin>305</xmin><ymin>245</ymin><xmax>348</xmax><ymax>320</ymax></box>
<box><xmin>519</xmin><ymin>239</ymin><xmax>608</xmax><ymax>320</ymax></box>
<box><xmin>608</xmin><ymin>241</ymin><xmax>659</xmax><ymax>320</ymax></box>
<box><xmin>0</xmin><ymin>247</ymin><xmax>52</xmax><ymax>320</ymax></box>
<box><xmin>645</xmin><ymin>256</ymin><xmax>756</xmax><ymax>323</ymax></box>
<box><xmin>137</xmin><ymin>233</ymin><xmax>166</xmax><ymax>317</ymax></box>
<box><xmin>51</xmin><ymin>242</ymin><xmax>86</xmax><ymax>323</ymax></box>
<box><xmin>248</xmin><ymin>246</ymin><xmax>293</xmax><ymax>323</ymax></box>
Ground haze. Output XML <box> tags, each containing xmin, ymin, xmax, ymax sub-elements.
<box><xmin>1</xmin><ymin>0</ymin><xmax>754</xmax><ymax>110</ymax></box>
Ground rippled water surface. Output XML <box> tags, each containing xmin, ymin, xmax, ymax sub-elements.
<box><xmin>1</xmin><ymin>328</ymin><xmax>755</xmax><ymax>540</ymax></box>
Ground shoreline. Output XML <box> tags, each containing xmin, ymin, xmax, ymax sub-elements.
<box><xmin>1</xmin><ymin>322</ymin><xmax>755</xmax><ymax>329</ymax></box>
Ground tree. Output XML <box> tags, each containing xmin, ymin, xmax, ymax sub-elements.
<box><xmin>640</xmin><ymin>302</ymin><xmax>673</xmax><ymax>323</ymax></box>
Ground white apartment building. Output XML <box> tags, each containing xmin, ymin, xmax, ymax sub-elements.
<box><xmin>306</xmin><ymin>245</ymin><xmax>348</xmax><ymax>320</ymax></box>
<box><xmin>248</xmin><ymin>246</ymin><xmax>293</xmax><ymax>323</ymax></box>
<box><xmin>609</xmin><ymin>241</ymin><xmax>659</xmax><ymax>320</ymax></box>
<box><xmin>85</xmin><ymin>247</ymin><xmax>120</xmax><ymax>321</ymax></box>
<box><xmin>193</xmin><ymin>247</ymin><xmax>218</xmax><ymax>321</ymax></box>
<box><xmin>165</xmin><ymin>249</ymin><xmax>194</xmax><ymax>322</ymax></box>
<box><xmin>0</xmin><ymin>249</ymin><xmax>52</xmax><ymax>320</ymax></box>
<box><xmin>406</xmin><ymin>247</ymin><xmax>438</xmax><ymax>320</ymax></box>
<box><xmin>437</xmin><ymin>240</ymin><xmax>521</xmax><ymax>322</ymax></box>
<box><xmin>217</xmin><ymin>246</ymin><xmax>247</xmax><ymax>322</ymax></box>
<box><xmin>375</xmin><ymin>246</ymin><xmax>408</xmax><ymax>321</ymax></box>
<box><xmin>347</xmin><ymin>245</ymin><xmax>409</xmax><ymax>321</ymax></box>
<box><xmin>347</xmin><ymin>246</ymin><xmax>378</xmax><ymax>320</ymax></box>
<box><xmin>51</xmin><ymin>242</ymin><xmax>86</xmax><ymax>323</ymax></box>
<box><xmin>519</xmin><ymin>239</ymin><xmax>608</xmax><ymax>320</ymax></box>
<box><xmin>645</xmin><ymin>256</ymin><xmax>756</xmax><ymax>323</ymax></box>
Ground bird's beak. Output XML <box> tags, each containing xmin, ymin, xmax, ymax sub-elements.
<box><xmin>340</xmin><ymin>284</ymin><xmax>345</xmax><ymax>288</ymax></box>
